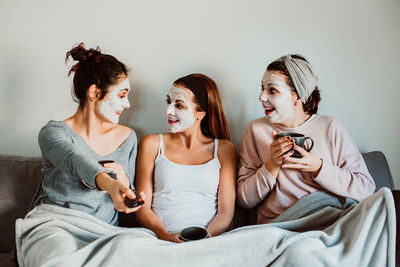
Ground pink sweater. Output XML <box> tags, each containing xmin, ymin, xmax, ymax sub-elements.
<box><xmin>237</xmin><ymin>114</ymin><xmax>376</xmax><ymax>224</ymax></box>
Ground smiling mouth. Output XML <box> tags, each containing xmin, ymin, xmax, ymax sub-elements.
<box><xmin>264</xmin><ymin>106</ymin><xmax>276</xmax><ymax>116</ymax></box>
<box><xmin>168</xmin><ymin>119</ymin><xmax>179</xmax><ymax>124</ymax></box>
<box><xmin>168</xmin><ymin>116</ymin><xmax>179</xmax><ymax>124</ymax></box>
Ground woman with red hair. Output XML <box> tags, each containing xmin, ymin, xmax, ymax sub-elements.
<box><xmin>135</xmin><ymin>73</ymin><xmax>236</xmax><ymax>242</ymax></box>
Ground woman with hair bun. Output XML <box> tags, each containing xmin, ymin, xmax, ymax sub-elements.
<box><xmin>237</xmin><ymin>54</ymin><xmax>376</xmax><ymax>224</ymax></box>
<box><xmin>34</xmin><ymin>43</ymin><xmax>143</xmax><ymax>225</ymax></box>
<box><xmin>135</xmin><ymin>73</ymin><xmax>236</xmax><ymax>242</ymax></box>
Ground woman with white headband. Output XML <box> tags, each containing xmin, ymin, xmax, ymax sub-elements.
<box><xmin>135</xmin><ymin>73</ymin><xmax>236</xmax><ymax>242</ymax></box>
<box><xmin>237</xmin><ymin>54</ymin><xmax>376</xmax><ymax>224</ymax></box>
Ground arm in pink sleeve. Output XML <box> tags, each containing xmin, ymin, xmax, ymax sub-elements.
<box><xmin>314</xmin><ymin>120</ymin><xmax>376</xmax><ymax>201</ymax></box>
<box><xmin>237</xmin><ymin>125</ymin><xmax>277</xmax><ymax>209</ymax></box>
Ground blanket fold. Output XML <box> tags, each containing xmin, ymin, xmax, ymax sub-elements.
<box><xmin>16</xmin><ymin>188</ymin><xmax>396</xmax><ymax>267</ymax></box>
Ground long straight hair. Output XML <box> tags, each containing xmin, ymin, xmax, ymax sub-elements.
<box><xmin>174</xmin><ymin>74</ymin><xmax>231</xmax><ymax>140</ymax></box>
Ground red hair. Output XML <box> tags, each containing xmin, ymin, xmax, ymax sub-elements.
<box><xmin>174</xmin><ymin>74</ymin><xmax>231</xmax><ymax>140</ymax></box>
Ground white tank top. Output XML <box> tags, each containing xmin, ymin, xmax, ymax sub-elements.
<box><xmin>152</xmin><ymin>134</ymin><xmax>221</xmax><ymax>233</ymax></box>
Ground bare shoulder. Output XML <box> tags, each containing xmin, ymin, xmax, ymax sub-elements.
<box><xmin>139</xmin><ymin>134</ymin><xmax>161</xmax><ymax>154</ymax></box>
<box><xmin>217</xmin><ymin>140</ymin><xmax>237</xmax><ymax>173</ymax></box>
<box><xmin>217</xmin><ymin>139</ymin><xmax>237</xmax><ymax>157</ymax></box>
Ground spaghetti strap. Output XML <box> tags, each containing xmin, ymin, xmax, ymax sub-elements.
<box><xmin>214</xmin><ymin>139</ymin><xmax>219</xmax><ymax>158</ymax></box>
<box><xmin>158</xmin><ymin>134</ymin><xmax>164</xmax><ymax>156</ymax></box>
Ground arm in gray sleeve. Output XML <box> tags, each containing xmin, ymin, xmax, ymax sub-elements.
<box><xmin>38</xmin><ymin>123</ymin><xmax>108</xmax><ymax>189</ymax></box>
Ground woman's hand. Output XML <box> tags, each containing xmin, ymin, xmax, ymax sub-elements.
<box><xmin>281</xmin><ymin>145</ymin><xmax>323</xmax><ymax>175</ymax></box>
<box><xmin>108</xmin><ymin>179</ymin><xmax>143</xmax><ymax>213</ymax></box>
<box><xmin>265</xmin><ymin>130</ymin><xmax>295</xmax><ymax>177</ymax></box>
<box><xmin>157</xmin><ymin>232</ymin><xmax>183</xmax><ymax>243</ymax></box>
<box><xmin>96</xmin><ymin>172</ymin><xmax>143</xmax><ymax>214</ymax></box>
<box><xmin>103</xmin><ymin>162</ymin><xmax>130</xmax><ymax>188</ymax></box>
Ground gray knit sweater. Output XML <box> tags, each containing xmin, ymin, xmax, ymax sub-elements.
<box><xmin>35</xmin><ymin>120</ymin><xmax>137</xmax><ymax>225</ymax></box>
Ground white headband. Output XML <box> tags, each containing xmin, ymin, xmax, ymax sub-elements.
<box><xmin>279</xmin><ymin>54</ymin><xmax>318</xmax><ymax>103</ymax></box>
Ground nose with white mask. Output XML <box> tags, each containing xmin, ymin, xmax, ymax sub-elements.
<box><xmin>99</xmin><ymin>78</ymin><xmax>131</xmax><ymax>124</ymax></box>
<box><xmin>259</xmin><ymin>71</ymin><xmax>296</xmax><ymax>124</ymax></box>
<box><xmin>165</xmin><ymin>86</ymin><xmax>195</xmax><ymax>133</ymax></box>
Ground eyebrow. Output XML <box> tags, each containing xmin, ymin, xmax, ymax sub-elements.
<box><xmin>166</xmin><ymin>94</ymin><xmax>186</xmax><ymax>103</ymax></box>
<box><xmin>268</xmin><ymin>82</ymin><xmax>279</xmax><ymax>87</ymax></box>
<box><xmin>261</xmin><ymin>82</ymin><xmax>279</xmax><ymax>90</ymax></box>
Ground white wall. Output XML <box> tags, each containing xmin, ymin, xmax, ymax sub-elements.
<box><xmin>1</xmin><ymin>0</ymin><xmax>399</xmax><ymax>187</ymax></box>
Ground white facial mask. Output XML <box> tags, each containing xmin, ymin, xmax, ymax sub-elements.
<box><xmin>99</xmin><ymin>78</ymin><xmax>131</xmax><ymax>124</ymax></box>
<box><xmin>259</xmin><ymin>71</ymin><xmax>295</xmax><ymax>124</ymax></box>
<box><xmin>165</xmin><ymin>86</ymin><xmax>195</xmax><ymax>133</ymax></box>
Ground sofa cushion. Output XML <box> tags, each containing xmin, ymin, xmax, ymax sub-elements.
<box><xmin>362</xmin><ymin>151</ymin><xmax>395</xmax><ymax>191</ymax></box>
<box><xmin>0</xmin><ymin>155</ymin><xmax>43</xmax><ymax>253</ymax></box>
<box><xmin>0</xmin><ymin>151</ymin><xmax>395</xmax><ymax>253</ymax></box>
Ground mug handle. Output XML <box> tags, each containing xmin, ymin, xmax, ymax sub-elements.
<box><xmin>304</xmin><ymin>137</ymin><xmax>314</xmax><ymax>152</ymax></box>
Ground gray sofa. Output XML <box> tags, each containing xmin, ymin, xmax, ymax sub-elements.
<box><xmin>0</xmin><ymin>152</ymin><xmax>395</xmax><ymax>267</ymax></box>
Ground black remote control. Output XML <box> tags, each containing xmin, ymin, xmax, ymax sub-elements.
<box><xmin>98</xmin><ymin>160</ymin><xmax>116</xmax><ymax>165</ymax></box>
<box><xmin>98</xmin><ymin>160</ymin><xmax>144</xmax><ymax>208</ymax></box>
<box><xmin>125</xmin><ymin>190</ymin><xmax>144</xmax><ymax>208</ymax></box>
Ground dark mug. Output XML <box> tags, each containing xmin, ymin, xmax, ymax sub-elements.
<box><xmin>179</xmin><ymin>227</ymin><xmax>208</xmax><ymax>242</ymax></box>
<box><xmin>275</xmin><ymin>132</ymin><xmax>314</xmax><ymax>158</ymax></box>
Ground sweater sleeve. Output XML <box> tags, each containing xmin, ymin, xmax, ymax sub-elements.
<box><xmin>237</xmin><ymin>124</ymin><xmax>277</xmax><ymax>209</ymax></box>
<box><xmin>314</xmin><ymin>119</ymin><xmax>376</xmax><ymax>201</ymax></box>
<box><xmin>38</xmin><ymin>122</ymin><xmax>109</xmax><ymax>189</ymax></box>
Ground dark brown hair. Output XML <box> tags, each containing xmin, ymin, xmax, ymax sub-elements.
<box><xmin>266</xmin><ymin>54</ymin><xmax>321</xmax><ymax>114</ymax></box>
<box><xmin>174</xmin><ymin>74</ymin><xmax>231</xmax><ymax>140</ymax></box>
<box><xmin>65</xmin><ymin>43</ymin><xmax>128</xmax><ymax>107</ymax></box>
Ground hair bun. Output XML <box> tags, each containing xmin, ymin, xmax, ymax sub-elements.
<box><xmin>65</xmin><ymin>42</ymin><xmax>102</xmax><ymax>76</ymax></box>
<box><xmin>65</xmin><ymin>42</ymin><xmax>102</xmax><ymax>63</ymax></box>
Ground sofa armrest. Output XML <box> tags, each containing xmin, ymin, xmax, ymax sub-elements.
<box><xmin>362</xmin><ymin>151</ymin><xmax>394</xmax><ymax>191</ymax></box>
<box><xmin>0</xmin><ymin>154</ymin><xmax>43</xmax><ymax>254</ymax></box>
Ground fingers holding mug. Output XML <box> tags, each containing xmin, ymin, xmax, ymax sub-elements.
<box><xmin>282</xmin><ymin>145</ymin><xmax>322</xmax><ymax>174</ymax></box>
